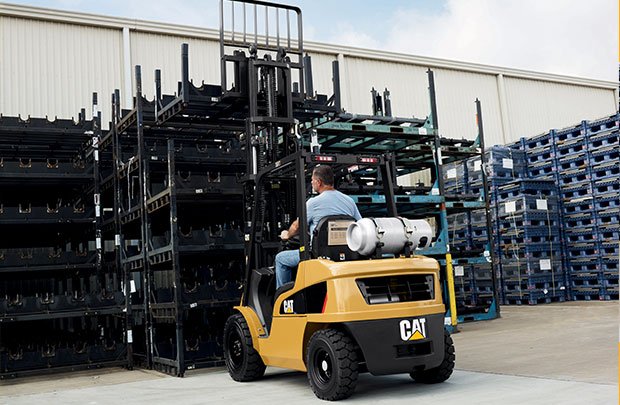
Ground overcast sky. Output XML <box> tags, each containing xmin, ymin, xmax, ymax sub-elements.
<box><xmin>8</xmin><ymin>0</ymin><xmax>618</xmax><ymax>81</ymax></box>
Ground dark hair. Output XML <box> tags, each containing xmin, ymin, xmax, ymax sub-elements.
<box><xmin>313</xmin><ymin>165</ymin><xmax>334</xmax><ymax>186</ymax></box>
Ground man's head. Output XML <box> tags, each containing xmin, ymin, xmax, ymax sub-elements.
<box><xmin>311</xmin><ymin>165</ymin><xmax>335</xmax><ymax>193</ymax></box>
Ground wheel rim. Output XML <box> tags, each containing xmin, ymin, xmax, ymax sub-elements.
<box><xmin>313</xmin><ymin>347</ymin><xmax>333</xmax><ymax>386</ymax></box>
<box><xmin>226</xmin><ymin>326</ymin><xmax>244</xmax><ymax>371</ymax></box>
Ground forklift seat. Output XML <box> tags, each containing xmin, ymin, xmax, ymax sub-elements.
<box><xmin>310</xmin><ymin>215</ymin><xmax>360</xmax><ymax>262</ymax></box>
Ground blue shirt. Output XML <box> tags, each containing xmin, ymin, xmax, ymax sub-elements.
<box><xmin>306</xmin><ymin>190</ymin><xmax>362</xmax><ymax>236</ymax></box>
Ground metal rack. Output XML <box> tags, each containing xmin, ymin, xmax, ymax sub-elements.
<box><xmin>0</xmin><ymin>98</ymin><xmax>128</xmax><ymax>378</ymax></box>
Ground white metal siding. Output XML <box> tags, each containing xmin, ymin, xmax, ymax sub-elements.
<box><xmin>432</xmin><ymin>68</ymin><xmax>504</xmax><ymax>144</ymax></box>
<box><xmin>503</xmin><ymin>77</ymin><xmax>617</xmax><ymax>139</ymax></box>
<box><xmin>305</xmin><ymin>51</ymin><xmax>337</xmax><ymax>97</ymax></box>
<box><xmin>0</xmin><ymin>16</ymin><xmax>123</xmax><ymax>124</ymax></box>
<box><xmin>129</xmin><ymin>32</ymin><xmax>220</xmax><ymax>100</ymax></box>
<box><xmin>0</xmin><ymin>5</ymin><xmax>617</xmax><ymax>146</ymax></box>
<box><xmin>342</xmin><ymin>57</ymin><xmax>430</xmax><ymax>120</ymax></box>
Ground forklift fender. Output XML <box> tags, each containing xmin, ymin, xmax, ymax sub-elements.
<box><xmin>233</xmin><ymin>306</ymin><xmax>266</xmax><ymax>351</ymax></box>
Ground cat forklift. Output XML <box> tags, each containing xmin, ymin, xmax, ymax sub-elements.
<box><xmin>223</xmin><ymin>150</ymin><xmax>455</xmax><ymax>400</ymax></box>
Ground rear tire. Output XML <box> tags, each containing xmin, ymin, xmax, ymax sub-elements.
<box><xmin>410</xmin><ymin>330</ymin><xmax>455</xmax><ymax>383</ymax></box>
<box><xmin>306</xmin><ymin>329</ymin><xmax>358</xmax><ymax>401</ymax></box>
<box><xmin>223</xmin><ymin>313</ymin><xmax>266</xmax><ymax>381</ymax></box>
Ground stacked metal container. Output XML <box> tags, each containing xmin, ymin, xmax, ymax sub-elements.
<box><xmin>445</xmin><ymin>146</ymin><xmax>568</xmax><ymax>305</ymax></box>
<box><xmin>0</xmin><ymin>99</ymin><xmax>128</xmax><ymax>378</ymax></box>
<box><xmin>493</xmin><ymin>179</ymin><xmax>566</xmax><ymax>304</ymax></box>
<box><xmin>515</xmin><ymin>115</ymin><xmax>619</xmax><ymax>301</ymax></box>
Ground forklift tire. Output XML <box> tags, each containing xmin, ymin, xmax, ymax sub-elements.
<box><xmin>306</xmin><ymin>329</ymin><xmax>359</xmax><ymax>401</ymax></box>
<box><xmin>224</xmin><ymin>313</ymin><xmax>266</xmax><ymax>381</ymax></box>
<box><xmin>410</xmin><ymin>330</ymin><xmax>455</xmax><ymax>384</ymax></box>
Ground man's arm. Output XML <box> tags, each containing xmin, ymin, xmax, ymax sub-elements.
<box><xmin>280</xmin><ymin>218</ymin><xmax>299</xmax><ymax>240</ymax></box>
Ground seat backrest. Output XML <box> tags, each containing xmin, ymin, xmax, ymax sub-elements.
<box><xmin>310</xmin><ymin>215</ymin><xmax>360</xmax><ymax>262</ymax></box>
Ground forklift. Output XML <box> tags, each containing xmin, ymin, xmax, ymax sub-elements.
<box><xmin>223</xmin><ymin>149</ymin><xmax>455</xmax><ymax>400</ymax></box>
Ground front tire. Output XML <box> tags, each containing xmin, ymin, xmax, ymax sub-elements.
<box><xmin>410</xmin><ymin>329</ymin><xmax>455</xmax><ymax>383</ymax></box>
<box><xmin>306</xmin><ymin>329</ymin><xmax>358</xmax><ymax>401</ymax></box>
<box><xmin>223</xmin><ymin>313</ymin><xmax>266</xmax><ymax>381</ymax></box>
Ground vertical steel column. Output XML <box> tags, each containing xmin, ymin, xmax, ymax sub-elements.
<box><xmin>331</xmin><ymin>60</ymin><xmax>342</xmax><ymax>112</ymax></box>
<box><xmin>112</xmin><ymin>89</ymin><xmax>133</xmax><ymax>368</ymax></box>
<box><xmin>296</xmin><ymin>155</ymin><xmax>309</xmax><ymax>262</ymax></box>
<box><xmin>476</xmin><ymin>98</ymin><xmax>501</xmax><ymax>318</ymax></box>
<box><xmin>381</xmin><ymin>155</ymin><xmax>398</xmax><ymax>217</ymax></box>
<box><xmin>427</xmin><ymin>69</ymin><xmax>458</xmax><ymax>329</ymax></box>
<box><xmin>167</xmin><ymin>139</ymin><xmax>185</xmax><ymax>376</ymax></box>
<box><xmin>135</xmin><ymin>65</ymin><xmax>153</xmax><ymax>368</ymax></box>
<box><xmin>181</xmin><ymin>44</ymin><xmax>190</xmax><ymax>103</ymax></box>
<box><xmin>91</xmin><ymin>93</ymin><xmax>103</xmax><ymax>277</ymax></box>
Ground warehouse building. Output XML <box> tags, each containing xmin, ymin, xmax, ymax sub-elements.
<box><xmin>0</xmin><ymin>2</ymin><xmax>617</xmax><ymax>145</ymax></box>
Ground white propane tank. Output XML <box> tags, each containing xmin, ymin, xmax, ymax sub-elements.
<box><xmin>346</xmin><ymin>217</ymin><xmax>433</xmax><ymax>256</ymax></box>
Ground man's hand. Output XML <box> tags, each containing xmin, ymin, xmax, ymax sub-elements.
<box><xmin>280</xmin><ymin>230</ymin><xmax>290</xmax><ymax>241</ymax></box>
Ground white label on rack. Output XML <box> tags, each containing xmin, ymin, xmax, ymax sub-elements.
<box><xmin>431</xmin><ymin>188</ymin><xmax>440</xmax><ymax>195</ymax></box>
<box><xmin>505</xmin><ymin>201</ymin><xmax>517</xmax><ymax>213</ymax></box>
<box><xmin>536</xmin><ymin>199</ymin><xmax>548</xmax><ymax>210</ymax></box>
<box><xmin>130</xmin><ymin>280</ymin><xmax>136</xmax><ymax>293</ymax></box>
<box><xmin>190</xmin><ymin>302</ymin><xmax>198</xmax><ymax>308</ymax></box>
<box><xmin>115</xmin><ymin>234</ymin><xmax>121</xmax><ymax>246</ymax></box>
<box><xmin>96</xmin><ymin>237</ymin><xmax>102</xmax><ymax>249</ymax></box>
<box><xmin>127</xmin><ymin>330</ymin><xmax>133</xmax><ymax>343</ymax></box>
<box><xmin>473</xmin><ymin>159</ymin><xmax>482</xmax><ymax>171</ymax></box>
<box><xmin>447</xmin><ymin>168</ymin><xmax>457</xmax><ymax>179</ymax></box>
<box><xmin>502</xmin><ymin>158</ymin><xmax>514</xmax><ymax>169</ymax></box>
<box><xmin>484</xmin><ymin>250</ymin><xmax>492</xmax><ymax>262</ymax></box>
<box><xmin>95</xmin><ymin>206</ymin><xmax>101</xmax><ymax>217</ymax></box>
<box><xmin>419</xmin><ymin>127</ymin><xmax>427</xmax><ymax>135</ymax></box>
<box><xmin>540</xmin><ymin>259</ymin><xmax>552</xmax><ymax>270</ymax></box>
<box><xmin>454</xmin><ymin>266</ymin><xmax>464</xmax><ymax>277</ymax></box>
<box><xmin>94</xmin><ymin>150</ymin><xmax>99</xmax><ymax>161</ymax></box>
<box><xmin>195</xmin><ymin>189</ymin><xmax>204</xmax><ymax>194</ymax></box>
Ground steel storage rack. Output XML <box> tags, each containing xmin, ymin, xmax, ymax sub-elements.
<box><xmin>306</xmin><ymin>83</ymin><xmax>501</xmax><ymax>326</ymax></box>
<box><xmin>0</xmin><ymin>97</ymin><xmax>128</xmax><ymax>378</ymax></box>
<box><xmin>437</xmin><ymin>100</ymin><xmax>501</xmax><ymax>320</ymax></box>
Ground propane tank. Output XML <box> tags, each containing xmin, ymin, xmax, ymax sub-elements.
<box><xmin>346</xmin><ymin>217</ymin><xmax>433</xmax><ymax>256</ymax></box>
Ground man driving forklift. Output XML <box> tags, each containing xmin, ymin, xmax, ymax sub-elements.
<box><xmin>275</xmin><ymin>165</ymin><xmax>361</xmax><ymax>288</ymax></box>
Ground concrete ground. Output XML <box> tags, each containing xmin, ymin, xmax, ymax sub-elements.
<box><xmin>1</xmin><ymin>301</ymin><xmax>617</xmax><ymax>404</ymax></box>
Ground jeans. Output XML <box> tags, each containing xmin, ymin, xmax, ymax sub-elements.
<box><xmin>275</xmin><ymin>249</ymin><xmax>300</xmax><ymax>288</ymax></box>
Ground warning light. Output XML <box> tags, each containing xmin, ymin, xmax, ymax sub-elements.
<box><xmin>313</xmin><ymin>155</ymin><xmax>336</xmax><ymax>162</ymax></box>
<box><xmin>358</xmin><ymin>157</ymin><xmax>378</xmax><ymax>164</ymax></box>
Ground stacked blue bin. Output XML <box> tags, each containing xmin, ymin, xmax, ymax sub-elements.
<box><xmin>493</xmin><ymin>180</ymin><xmax>567</xmax><ymax>304</ymax></box>
<box><xmin>444</xmin><ymin>146</ymin><xmax>529</xmax><ymax>305</ymax></box>
<box><xmin>512</xmin><ymin>114</ymin><xmax>619</xmax><ymax>301</ymax></box>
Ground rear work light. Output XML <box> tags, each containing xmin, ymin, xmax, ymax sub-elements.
<box><xmin>358</xmin><ymin>157</ymin><xmax>378</xmax><ymax>164</ymax></box>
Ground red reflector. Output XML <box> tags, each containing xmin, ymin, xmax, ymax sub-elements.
<box><xmin>313</xmin><ymin>155</ymin><xmax>335</xmax><ymax>162</ymax></box>
<box><xmin>358</xmin><ymin>157</ymin><xmax>378</xmax><ymax>164</ymax></box>
<box><xmin>321</xmin><ymin>294</ymin><xmax>328</xmax><ymax>313</ymax></box>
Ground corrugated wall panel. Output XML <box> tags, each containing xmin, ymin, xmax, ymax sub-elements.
<box><xmin>129</xmin><ymin>32</ymin><xmax>220</xmax><ymax>101</ymax></box>
<box><xmin>342</xmin><ymin>57</ymin><xmax>430</xmax><ymax>119</ymax></box>
<box><xmin>432</xmin><ymin>68</ymin><xmax>504</xmax><ymax>144</ymax></box>
<box><xmin>504</xmin><ymin>77</ymin><xmax>617</xmax><ymax>140</ymax></box>
<box><xmin>305</xmin><ymin>52</ymin><xmax>337</xmax><ymax>97</ymax></box>
<box><xmin>0</xmin><ymin>16</ymin><xmax>123</xmax><ymax>125</ymax></box>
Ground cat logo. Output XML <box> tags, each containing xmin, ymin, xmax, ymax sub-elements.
<box><xmin>399</xmin><ymin>318</ymin><xmax>427</xmax><ymax>341</ymax></box>
<box><xmin>283</xmin><ymin>299</ymin><xmax>294</xmax><ymax>314</ymax></box>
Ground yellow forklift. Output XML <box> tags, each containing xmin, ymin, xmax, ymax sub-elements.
<box><xmin>223</xmin><ymin>150</ymin><xmax>455</xmax><ymax>400</ymax></box>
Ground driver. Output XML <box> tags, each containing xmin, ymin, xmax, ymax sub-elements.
<box><xmin>275</xmin><ymin>165</ymin><xmax>361</xmax><ymax>288</ymax></box>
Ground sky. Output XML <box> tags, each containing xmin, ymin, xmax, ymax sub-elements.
<box><xmin>6</xmin><ymin>0</ymin><xmax>618</xmax><ymax>82</ymax></box>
